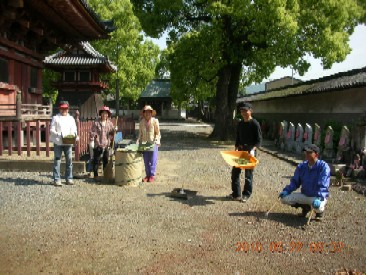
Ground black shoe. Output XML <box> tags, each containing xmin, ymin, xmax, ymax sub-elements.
<box><xmin>315</xmin><ymin>212</ymin><xmax>323</xmax><ymax>221</ymax></box>
<box><xmin>226</xmin><ymin>194</ymin><xmax>245</xmax><ymax>202</ymax></box>
<box><xmin>242</xmin><ymin>195</ymin><xmax>250</xmax><ymax>202</ymax></box>
<box><xmin>298</xmin><ymin>205</ymin><xmax>311</xmax><ymax>217</ymax></box>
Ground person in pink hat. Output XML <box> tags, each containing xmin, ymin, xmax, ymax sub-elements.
<box><xmin>89</xmin><ymin>106</ymin><xmax>115</xmax><ymax>181</ymax></box>
<box><xmin>137</xmin><ymin>105</ymin><xmax>161</xmax><ymax>182</ymax></box>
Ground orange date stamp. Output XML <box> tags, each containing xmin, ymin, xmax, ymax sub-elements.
<box><xmin>235</xmin><ymin>241</ymin><xmax>345</xmax><ymax>253</ymax></box>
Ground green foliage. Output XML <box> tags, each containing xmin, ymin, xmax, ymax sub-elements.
<box><xmin>42</xmin><ymin>69</ymin><xmax>60</xmax><ymax>104</ymax></box>
<box><xmin>86</xmin><ymin>0</ymin><xmax>161</xmax><ymax>102</ymax></box>
<box><xmin>131</xmin><ymin>0</ymin><xmax>365</xmax><ymax>139</ymax></box>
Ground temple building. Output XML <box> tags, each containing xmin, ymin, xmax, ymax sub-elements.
<box><xmin>44</xmin><ymin>41</ymin><xmax>116</xmax><ymax>120</ymax></box>
<box><xmin>0</xmin><ymin>0</ymin><xmax>114</xmax><ymax>121</ymax></box>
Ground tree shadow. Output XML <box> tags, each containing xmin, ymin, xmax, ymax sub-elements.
<box><xmin>229</xmin><ymin>211</ymin><xmax>308</xmax><ymax>228</ymax></box>
<box><xmin>0</xmin><ymin>176</ymin><xmax>53</xmax><ymax>186</ymax></box>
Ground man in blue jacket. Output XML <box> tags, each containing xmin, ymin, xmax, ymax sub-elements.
<box><xmin>279</xmin><ymin>144</ymin><xmax>330</xmax><ymax>220</ymax></box>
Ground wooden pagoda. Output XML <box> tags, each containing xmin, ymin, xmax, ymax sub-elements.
<box><xmin>44</xmin><ymin>41</ymin><xmax>116</xmax><ymax>120</ymax></box>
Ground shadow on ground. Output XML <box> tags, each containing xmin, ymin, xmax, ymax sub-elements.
<box><xmin>147</xmin><ymin>191</ymin><xmax>230</xmax><ymax>207</ymax></box>
<box><xmin>229</xmin><ymin>211</ymin><xmax>309</xmax><ymax>228</ymax></box>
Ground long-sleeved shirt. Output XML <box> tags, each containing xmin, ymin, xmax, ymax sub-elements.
<box><xmin>235</xmin><ymin>118</ymin><xmax>262</xmax><ymax>151</ymax></box>
<box><xmin>50</xmin><ymin>113</ymin><xmax>78</xmax><ymax>146</ymax></box>
<box><xmin>283</xmin><ymin>160</ymin><xmax>330</xmax><ymax>200</ymax></box>
<box><xmin>89</xmin><ymin>118</ymin><xmax>115</xmax><ymax>148</ymax></box>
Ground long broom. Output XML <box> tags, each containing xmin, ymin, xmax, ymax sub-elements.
<box><xmin>103</xmin><ymin>116</ymin><xmax>118</xmax><ymax>183</ymax></box>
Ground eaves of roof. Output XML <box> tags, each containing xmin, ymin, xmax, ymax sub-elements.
<box><xmin>241</xmin><ymin>67</ymin><xmax>366</xmax><ymax>102</ymax></box>
<box><xmin>44</xmin><ymin>42</ymin><xmax>117</xmax><ymax>72</ymax></box>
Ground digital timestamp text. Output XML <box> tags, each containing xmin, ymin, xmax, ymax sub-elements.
<box><xmin>235</xmin><ymin>241</ymin><xmax>346</xmax><ymax>253</ymax></box>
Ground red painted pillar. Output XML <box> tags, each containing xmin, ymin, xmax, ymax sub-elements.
<box><xmin>17</xmin><ymin>121</ymin><xmax>22</xmax><ymax>156</ymax></box>
<box><xmin>75</xmin><ymin>110</ymin><xmax>80</xmax><ymax>161</ymax></box>
<box><xmin>36</xmin><ymin>120</ymin><xmax>40</xmax><ymax>156</ymax></box>
<box><xmin>8</xmin><ymin>122</ymin><xmax>12</xmax><ymax>156</ymax></box>
<box><xmin>0</xmin><ymin>122</ymin><xmax>3</xmax><ymax>156</ymax></box>
<box><xmin>26</xmin><ymin>122</ymin><xmax>31</xmax><ymax>157</ymax></box>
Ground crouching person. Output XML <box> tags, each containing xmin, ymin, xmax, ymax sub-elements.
<box><xmin>278</xmin><ymin>144</ymin><xmax>330</xmax><ymax>221</ymax></box>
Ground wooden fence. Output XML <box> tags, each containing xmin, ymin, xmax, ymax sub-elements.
<box><xmin>0</xmin><ymin>113</ymin><xmax>135</xmax><ymax>161</ymax></box>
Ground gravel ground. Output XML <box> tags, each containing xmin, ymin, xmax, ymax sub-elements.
<box><xmin>0</xmin><ymin>122</ymin><xmax>365</xmax><ymax>274</ymax></box>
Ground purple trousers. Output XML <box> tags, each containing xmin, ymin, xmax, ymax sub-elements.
<box><xmin>143</xmin><ymin>144</ymin><xmax>158</xmax><ymax>177</ymax></box>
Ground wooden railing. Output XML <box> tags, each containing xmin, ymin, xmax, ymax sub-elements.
<box><xmin>21</xmin><ymin>104</ymin><xmax>52</xmax><ymax>118</ymax></box>
<box><xmin>0</xmin><ymin>114</ymin><xmax>136</xmax><ymax>161</ymax></box>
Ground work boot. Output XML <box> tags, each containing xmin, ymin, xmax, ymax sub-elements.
<box><xmin>142</xmin><ymin>176</ymin><xmax>149</xmax><ymax>182</ymax></box>
<box><xmin>298</xmin><ymin>205</ymin><xmax>311</xmax><ymax>217</ymax></box>
<box><xmin>315</xmin><ymin>212</ymin><xmax>323</xmax><ymax>221</ymax></box>
<box><xmin>149</xmin><ymin>176</ymin><xmax>155</xmax><ymax>182</ymax></box>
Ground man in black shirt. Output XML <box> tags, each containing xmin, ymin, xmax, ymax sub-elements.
<box><xmin>229</xmin><ymin>102</ymin><xmax>262</xmax><ymax>202</ymax></box>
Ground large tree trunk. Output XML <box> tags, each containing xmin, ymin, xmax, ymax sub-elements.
<box><xmin>210</xmin><ymin>63</ymin><xmax>242</xmax><ymax>140</ymax></box>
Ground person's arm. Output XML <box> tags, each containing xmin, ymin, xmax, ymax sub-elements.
<box><xmin>89</xmin><ymin>121</ymin><xmax>99</xmax><ymax>146</ymax></box>
<box><xmin>136</xmin><ymin>120</ymin><xmax>143</xmax><ymax>143</ymax></box>
<box><xmin>253</xmin><ymin>120</ymin><xmax>262</xmax><ymax>149</ymax></box>
<box><xmin>235</xmin><ymin>122</ymin><xmax>240</xmax><ymax>150</ymax></box>
<box><xmin>154</xmin><ymin>118</ymin><xmax>161</xmax><ymax>145</ymax></box>
<box><xmin>70</xmin><ymin>117</ymin><xmax>78</xmax><ymax>140</ymax></box>
<box><xmin>283</xmin><ymin>164</ymin><xmax>302</xmax><ymax>193</ymax></box>
<box><xmin>50</xmin><ymin>116</ymin><xmax>59</xmax><ymax>137</ymax></box>
<box><xmin>315</xmin><ymin>162</ymin><xmax>330</xmax><ymax>200</ymax></box>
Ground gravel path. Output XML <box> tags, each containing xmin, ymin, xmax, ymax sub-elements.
<box><xmin>0</xmin><ymin>122</ymin><xmax>365</xmax><ymax>274</ymax></box>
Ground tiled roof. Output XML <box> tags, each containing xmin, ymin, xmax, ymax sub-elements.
<box><xmin>140</xmin><ymin>79</ymin><xmax>171</xmax><ymax>98</ymax></box>
<box><xmin>240</xmin><ymin>67</ymin><xmax>366</xmax><ymax>102</ymax></box>
<box><xmin>79</xmin><ymin>0</ymin><xmax>116</xmax><ymax>33</ymax></box>
<box><xmin>44</xmin><ymin>42</ymin><xmax>117</xmax><ymax>71</ymax></box>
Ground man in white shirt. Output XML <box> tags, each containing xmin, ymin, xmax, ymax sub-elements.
<box><xmin>50</xmin><ymin>101</ymin><xmax>78</xmax><ymax>186</ymax></box>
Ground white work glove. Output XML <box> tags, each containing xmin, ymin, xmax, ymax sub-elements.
<box><xmin>250</xmin><ymin>149</ymin><xmax>255</xmax><ymax>157</ymax></box>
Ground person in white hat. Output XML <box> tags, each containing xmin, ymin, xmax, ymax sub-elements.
<box><xmin>50</xmin><ymin>101</ymin><xmax>78</xmax><ymax>186</ymax></box>
<box><xmin>137</xmin><ymin>105</ymin><xmax>161</xmax><ymax>182</ymax></box>
<box><xmin>89</xmin><ymin>106</ymin><xmax>115</xmax><ymax>181</ymax></box>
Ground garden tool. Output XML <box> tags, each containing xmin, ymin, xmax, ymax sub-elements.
<box><xmin>265</xmin><ymin>197</ymin><xmax>280</xmax><ymax>217</ymax></box>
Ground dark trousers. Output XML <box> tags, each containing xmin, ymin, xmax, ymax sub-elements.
<box><xmin>93</xmin><ymin>147</ymin><xmax>109</xmax><ymax>177</ymax></box>
<box><xmin>231</xmin><ymin>167</ymin><xmax>253</xmax><ymax>197</ymax></box>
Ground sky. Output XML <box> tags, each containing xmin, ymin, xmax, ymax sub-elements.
<box><xmin>151</xmin><ymin>25</ymin><xmax>366</xmax><ymax>83</ymax></box>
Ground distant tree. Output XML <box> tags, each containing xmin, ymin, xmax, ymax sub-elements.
<box><xmin>88</xmin><ymin>0</ymin><xmax>160</xmax><ymax>106</ymax></box>
<box><xmin>42</xmin><ymin>69</ymin><xmax>60</xmax><ymax>104</ymax></box>
<box><xmin>131</xmin><ymin>0</ymin><xmax>365</xmax><ymax>140</ymax></box>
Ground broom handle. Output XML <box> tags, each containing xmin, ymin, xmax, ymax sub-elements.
<box><xmin>113</xmin><ymin>116</ymin><xmax>118</xmax><ymax>148</ymax></box>
<box><xmin>109</xmin><ymin>116</ymin><xmax>118</xmax><ymax>157</ymax></box>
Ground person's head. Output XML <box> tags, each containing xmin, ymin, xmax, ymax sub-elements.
<box><xmin>237</xmin><ymin>102</ymin><xmax>252</xmax><ymax>121</ymax></box>
<box><xmin>303</xmin><ymin>144</ymin><xmax>320</xmax><ymax>163</ymax></box>
<box><xmin>141</xmin><ymin>105</ymin><xmax>156</xmax><ymax>120</ymax></box>
<box><xmin>58</xmin><ymin>101</ymin><xmax>69</xmax><ymax>116</ymax></box>
<box><xmin>98</xmin><ymin>106</ymin><xmax>111</xmax><ymax>120</ymax></box>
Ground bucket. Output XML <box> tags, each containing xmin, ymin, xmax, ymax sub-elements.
<box><xmin>115</xmin><ymin>151</ymin><xmax>143</xmax><ymax>186</ymax></box>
